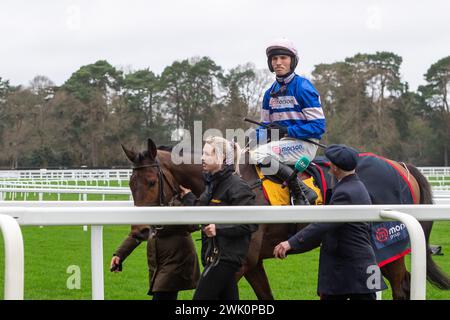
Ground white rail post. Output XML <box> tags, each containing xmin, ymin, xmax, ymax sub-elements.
<box><xmin>0</xmin><ymin>215</ymin><xmax>24</xmax><ymax>300</ymax></box>
<box><xmin>82</xmin><ymin>193</ymin><xmax>88</xmax><ymax>232</ymax></box>
<box><xmin>376</xmin><ymin>291</ymin><xmax>382</xmax><ymax>300</ymax></box>
<box><xmin>91</xmin><ymin>225</ymin><xmax>104</xmax><ymax>300</ymax></box>
<box><xmin>379</xmin><ymin>210</ymin><xmax>427</xmax><ymax>300</ymax></box>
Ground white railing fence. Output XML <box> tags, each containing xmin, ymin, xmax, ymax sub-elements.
<box><xmin>0</xmin><ymin>166</ymin><xmax>449</xmax><ymax>178</ymax></box>
<box><xmin>0</xmin><ymin>169</ymin><xmax>132</xmax><ymax>181</ymax></box>
<box><xmin>1</xmin><ymin>167</ymin><xmax>450</xmax><ymax>192</ymax></box>
<box><xmin>418</xmin><ymin>167</ymin><xmax>450</xmax><ymax>177</ymax></box>
<box><xmin>0</xmin><ymin>182</ymin><xmax>129</xmax><ymax>190</ymax></box>
<box><xmin>0</xmin><ymin>187</ymin><xmax>131</xmax><ymax>201</ymax></box>
<box><xmin>0</xmin><ymin>214</ymin><xmax>24</xmax><ymax>300</ymax></box>
<box><xmin>1</xmin><ymin>204</ymin><xmax>450</xmax><ymax>300</ymax></box>
<box><xmin>0</xmin><ymin>178</ymin><xmax>128</xmax><ymax>187</ymax></box>
<box><xmin>379</xmin><ymin>210</ymin><xmax>426</xmax><ymax>299</ymax></box>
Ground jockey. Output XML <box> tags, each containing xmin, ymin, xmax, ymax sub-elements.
<box><xmin>251</xmin><ymin>38</ymin><xmax>326</xmax><ymax>205</ymax></box>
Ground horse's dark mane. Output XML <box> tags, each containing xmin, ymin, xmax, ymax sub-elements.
<box><xmin>157</xmin><ymin>145</ymin><xmax>202</xmax><ymax>157</ymax></box>
<box><xmin>137</xmin><ymin>145</ymin><xmax>202</xmax><ymax>165</ymax></box>
<box><xmin>157</xmin><ymin>145</ymin><xmax>173</xmax><ymax>152</ymax></box>
<box><xmin>136</xmin><ymin>146</ymin><xmax>173</xmax><ymax>160</ymax></box>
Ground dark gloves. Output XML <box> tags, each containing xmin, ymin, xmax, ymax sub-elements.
<box><xmin>256</xmin><ymin>123</ymin><xmax>288</xmax><ymax>143</ymax></box>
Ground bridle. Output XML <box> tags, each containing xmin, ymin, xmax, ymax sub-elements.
<box><xmin>132</xmin><ymin>157</ymin><xmax>179</xmax><ymax>206</ymax></box>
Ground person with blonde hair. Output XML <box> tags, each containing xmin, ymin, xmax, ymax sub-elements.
<box><xmin>180</xmin><ymin>136</ymin><xmax>257</xmax><ymax>300</ymax></box>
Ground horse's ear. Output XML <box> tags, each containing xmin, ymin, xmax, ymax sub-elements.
<box><xmin>147</xmin><ymin>138</ymin><xmax>157</xmax><ymax>159</ymax></box>
<box><xmin>122</xmin><ymin>144</ymin><xmax>137</xmax><ymax>163</ymax></box>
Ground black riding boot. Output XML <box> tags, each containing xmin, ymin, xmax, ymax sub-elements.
<box><xmin>275</xmin><ymin>162</ymin><xmax>318</xmax><ymax>205</ymax></box>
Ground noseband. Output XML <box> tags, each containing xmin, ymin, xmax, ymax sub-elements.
<box><xmin>132</xmin><ymin>158</ymin><xmax>179</xmax><ymax>206</ymax></box>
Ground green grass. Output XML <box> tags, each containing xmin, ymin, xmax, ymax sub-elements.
<box><xmin>0</xmin><ymin>223</ymin><xmax>449</xmax><ymax>300</ymax></box>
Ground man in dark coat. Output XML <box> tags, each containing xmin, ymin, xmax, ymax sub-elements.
<box><xmin>273</xmin><ymin>144</ymin><xmax>387</xmax><ymax>300</ymax></box>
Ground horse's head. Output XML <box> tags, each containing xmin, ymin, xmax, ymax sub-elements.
<box><xmin>122</xmin><ymin>138</ymin><xmax>178</xmax><ymax>206</ymax></box>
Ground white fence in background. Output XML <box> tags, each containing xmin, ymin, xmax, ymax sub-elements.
<box><xmin>431</xmin><ymin>185</ymin><xmax>450</xmax><ymax>191</ymax></box>
<box><xmin>0</xmin><ymin>167</ymin><xmax>449</xmax><ymax>178</ymax></box>
<box><xmin>1</xmin><ymin>167</ymin><xmax>450</xmax><ymax>187</ymax></box>
<box><xmin>1</xmin><ymin>203</ymin><xmax>450</xmax><ymax>300</ymax></box>
<box><xmin>0</xmin><ymin>182</ymin><xmax>129</xmax><ymax>190</ymax></box>
<box><xmin>432</xmin><ymin>191</ymin><xmax>450</xmax><ymax>199</ymax></box>
<box><xmin>0</xmin><ymin>167</ymin><xmax>449</xmax><ymax>201</ymax></box>
<box><xmin>419</xmin><ymin>167</ymin><xmax>450</xmax><ymax>177</ymax></box>
<box><xmin>0</xmin><ymin>169</ymin><xmax>132</xmax><ymax>181</ymax></box>
<box><xmin>0</xmin><ymin>187</ymin><xmax>132</xmax><ymax>201</ymax></box>
<box><xmin>0</xmin><ymin>179</ymin><xmax>128</xmax><ymax>187</ymax></box>
<box><xmin>1</xmin><ymin>167</ymin><xmax>449</xmax><ymax>190</ymax></box>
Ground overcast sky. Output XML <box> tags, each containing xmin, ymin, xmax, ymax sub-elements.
<box><xmin>0</xmin><ymin>0</ymin><xmax>449</xmax><ymax>91</ymax></box>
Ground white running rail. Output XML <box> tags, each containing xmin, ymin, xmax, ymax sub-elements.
<box><xmin>1</xmin><ymin>204</ymin><xmax>450</xmax><ymax>300</ymax></box>
<box><xmin>0</xmin><ymin>214</ymin><xmax>24</xmax><ymax>300</ymax></box>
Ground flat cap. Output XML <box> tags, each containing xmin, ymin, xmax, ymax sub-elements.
<box><xmin>325</xmin><ymin>144</ymin><xmax>359</xmax><ymax>171</ymax></box>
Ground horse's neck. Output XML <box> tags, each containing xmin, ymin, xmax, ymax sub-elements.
<box><xmin>158</xmin><ymin>150</ymin><xmax>205</xmax><ymax>196</ymax></box>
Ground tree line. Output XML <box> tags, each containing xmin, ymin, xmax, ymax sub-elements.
<box><xmin>0</xmin><ymin>53</ymin><xmax>449</xmax><ymax>168</ymax></box>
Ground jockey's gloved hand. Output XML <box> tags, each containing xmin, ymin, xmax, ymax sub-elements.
<box><xmin>267</xmin><ymin>123</ymin><xmax>288</xmax><ymax>137</ymax></box>
<box><xmin>255</xmin><ymin>128</ymin><xmax>267</xmax><ymax>143</ymax></box>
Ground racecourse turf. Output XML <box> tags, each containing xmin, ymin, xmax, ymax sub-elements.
<box><xmin>0</xmin><ymin>222</ymin><xmax>449</xmax><ymax>300</ymax></box>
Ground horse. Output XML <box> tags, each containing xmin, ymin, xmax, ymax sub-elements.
<box><xmin>122</xmin><ymin>138</ymin><xmax>450</xmax><ymax>300</ymax></box>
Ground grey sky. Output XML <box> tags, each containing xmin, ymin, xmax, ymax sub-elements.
<box><xmin>0</xmin><ymin>0</ymin><xmax>449</xmax><ymax>91</ymax></box>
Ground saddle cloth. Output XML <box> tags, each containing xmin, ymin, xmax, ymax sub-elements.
<box><xmin>255</xmin><ymin>166</ymin><xmax>323</xmax><ymax>206</ymax></box>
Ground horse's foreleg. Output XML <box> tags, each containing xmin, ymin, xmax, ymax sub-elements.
<box><xmin>243</xmin><ymin>260</ymin><xmax>274</xmax><ymax>300</ymax></box>
<box><xmin>381</xmin><ymin>257</ymin><xmax>411</xmax><ymax>300</ymax></box>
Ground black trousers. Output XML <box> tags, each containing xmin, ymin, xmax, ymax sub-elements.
<box><xmin>193</xmin><ymin>261</ymin><xmax>240</xmax><ymax>300</ymax></box>
<box><xmin>320</xmin><ymin>293</ymin><xmax>377</xmax><ymax>300</ymax></box>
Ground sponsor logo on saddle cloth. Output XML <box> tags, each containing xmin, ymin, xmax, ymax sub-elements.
<box><xmin>269</xmin><ymin>96</ymin><xmax>298</xmax><ymax>108</ymax></box>
<box><xmin>372</xmin><ymin>221</ymin><xmax>409</xmax><ymax>250</ymax></box>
